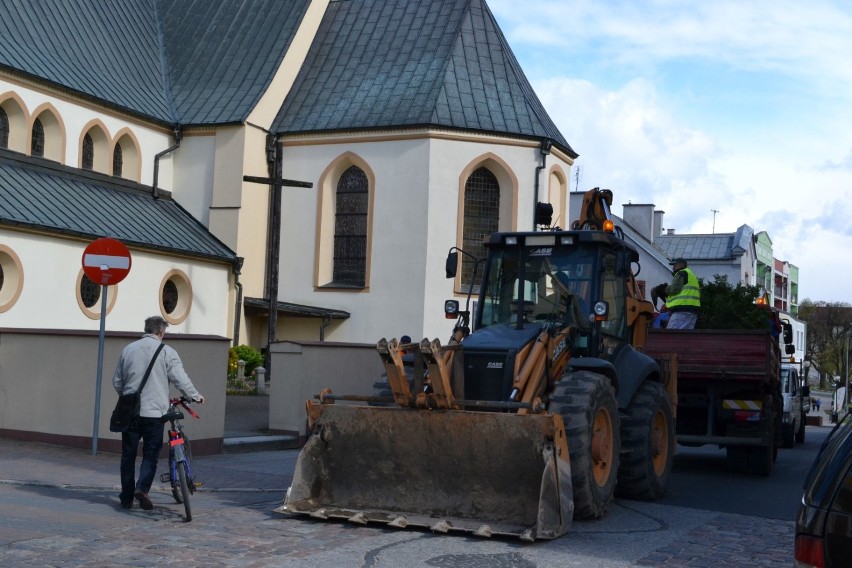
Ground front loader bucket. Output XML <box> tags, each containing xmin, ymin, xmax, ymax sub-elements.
<box><xmin>276</xmin><ymin>404</ymin><xmax>573</xmax><ymax>540</ymax></box>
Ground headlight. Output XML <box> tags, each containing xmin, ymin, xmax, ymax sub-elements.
<box><xmin>593</xmin><ymin>301</ymin><xmax>609</xmax><ymax>321</ymax></box>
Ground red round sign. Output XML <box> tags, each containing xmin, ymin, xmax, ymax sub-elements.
<box><xmin>82</xmin><ymin>237</ymin><xmax>132</xmax><ymax>285</ymax></box>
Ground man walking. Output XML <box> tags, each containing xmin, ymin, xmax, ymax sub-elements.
<box><xmin>113</xmin><ymin>316</ymin><xmax>204</xmax><ymax>510</ymax></box>
<box><xmin>665</xmin><ymin>258</ymin><xmax>701</xmax><ymax>330</ymax></box>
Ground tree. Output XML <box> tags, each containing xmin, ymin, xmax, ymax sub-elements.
<box><xmin>695</xmin><ymin>275</ymin><xmax>767</xmax><ymax>330</ymax></box>
<box><xmin>798</xmin><ymin>299</ymin><xmax>852</xmax><ymax>389</ymax></box>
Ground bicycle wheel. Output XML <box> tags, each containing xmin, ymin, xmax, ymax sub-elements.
<box><xmin>169</xmin><ymin>452</ymin><xmax>184</xmax><ymax>504</ymax></box>
<box><xmin>176</xmin><ymin>461</ymin><xmax>192</xmax><ymax>521</ymax></box>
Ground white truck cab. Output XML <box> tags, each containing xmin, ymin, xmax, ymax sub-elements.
<box><xmin>780</xmin><ymin>363</ymin><xmax>810</xmax><ymax>447</ymax></box>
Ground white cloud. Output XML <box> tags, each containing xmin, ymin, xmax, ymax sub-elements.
<box><xmin>490</xmin><ymin>0</ymin><xmax>852</xmax><ymax>302</ymax></box>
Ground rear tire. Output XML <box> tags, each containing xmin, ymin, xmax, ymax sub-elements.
<box><xmin>725</xmin><ymin>445</ymin><xmax>748</xmax><ymax>473</ymax></box>
<box><xmin>616</xmin><ymin>382</ymin><xmax>674</xmax><ymax>500</ymax></box>
<box><xmin>747</xmin><ymin>445</ymin><xmax>773</xmax><ymax>476</ymax></box>
<box><xmin>550</xmin><ymin>371</ymin><xmax>620</xmax><ymax>519</ymax></box>
<box><xmin>177</xmin><ymin>461</ymin><xmax>192</xmax><ymax>521</ymax></box>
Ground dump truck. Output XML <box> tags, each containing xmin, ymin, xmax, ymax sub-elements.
<box><xmin>644</xmin><ymin>328</ymin><xmax>784</xmax><ymax>475</ymax></box>
<box><xmin>278</xmin><ymin>188</ymin><xmax>678</xmax><ymax>540</ymax></box>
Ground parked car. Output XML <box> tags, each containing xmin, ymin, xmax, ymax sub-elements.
<box><xmin>795</xmin><ymin>412</ymin><xmax>852</xmax><ymax>567</ymax></box>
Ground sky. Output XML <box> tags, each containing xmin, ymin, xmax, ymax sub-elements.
<box><xmin>488</xmin><ymin>0</ymin><xmax>852</xmax><ymax>304</ymax></box>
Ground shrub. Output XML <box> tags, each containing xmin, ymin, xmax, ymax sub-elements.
<box><xmin>227</xmin><ymin>344</ymin><xmax>264</xmax><ymax>379</ymax></box>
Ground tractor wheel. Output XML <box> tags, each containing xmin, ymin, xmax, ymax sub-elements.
<box><xmin>616</xmin><ymin>381</ymin><xmax>675</xmax><ymax>500</ymax></box>
<box><xmin>550</xmin><ymin>371</ymin><xmax>620</xmax><ymax>519</ymax></box>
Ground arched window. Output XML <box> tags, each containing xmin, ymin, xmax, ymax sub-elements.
<box><xmin>332</xmin><ymin>165</ymin><xmax>369</xmax><ymax>286</ymax></box>
<box><xmin>462</xmin><ymin>167</ymin><xmax>500</xmax><ymax>288</ymax></box>
<box><xmin>112</xmin><ymin>143</ymin><xmax>123</xmax><ymax>177</ymax></box>
<box><xmin>31</xmin><ymin>118</ymin><xmax>44</xmax><ymax>157</ymax></box>
<box><xmin>82</xmin><ymin>133</ymin><xmax>94</xmax><ymax>170</ymax></box>
<box><xmin>0</xmin><ymin>107</ymin><xmax>8</xmax><ymax>148</ymax></box>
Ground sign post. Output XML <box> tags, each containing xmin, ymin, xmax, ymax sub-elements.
<box><xmin>82</xmin><ymin>237</ymin><xmax>132</xmax><ymax>455</ymax></box>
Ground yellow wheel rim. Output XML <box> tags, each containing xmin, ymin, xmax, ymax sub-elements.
<box><xmin>591</xmin><ymin>406</ymin><xmax>614</xmax><ymax>486</ymax></box>
<box><xmin>651</xmin><ymin>409</ymin><xmax>669</xmax><ymax>476</ymax></box>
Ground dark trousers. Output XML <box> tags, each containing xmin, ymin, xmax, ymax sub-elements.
<box><xmin>120</xmin><ymin>417</ymin><xmax>164</xmax><ymax>503</ymax></box>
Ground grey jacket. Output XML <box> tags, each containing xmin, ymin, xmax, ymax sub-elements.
<box><xmin>112</xmin><ymin>334</ymin><xmax>201</xmax><ymax>419</ymax></box>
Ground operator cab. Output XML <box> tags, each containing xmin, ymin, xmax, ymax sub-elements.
<box><xmin>456</xmin><ymin>231</ymin><xmax>637</xmax><ymax>359</ymax></box>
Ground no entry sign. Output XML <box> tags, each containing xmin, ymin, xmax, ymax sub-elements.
<box><xmin>82</xmin><ymin>237</ymin><xmax>132</xmax><ymax>285</ymax></box>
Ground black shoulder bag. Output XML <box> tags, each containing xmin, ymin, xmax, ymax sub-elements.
<box><xmin>109</xmin><ymin>343</ymin><xmax>165</xmax><ymax>433</ymax></box>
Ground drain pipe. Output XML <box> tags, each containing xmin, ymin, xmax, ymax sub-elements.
<box><xmin>152</xmin><ymin>126</ymin><xmax>182</xmax><ymax>199</ymax></box>
<box><xmin>532</xmin><ymin>139</ymin><xmax>552</xmax><ymax>230</ymax></box>
<box><xmin>232</xmin><ymin>256</ymin><xmax>245</xmax><ymax>347</ymax></box>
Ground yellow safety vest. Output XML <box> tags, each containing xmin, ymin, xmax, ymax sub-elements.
<box><xmin>667</xmin><ymin>267</ymin><xmax>701</xmax><ymax>310</ymax></box>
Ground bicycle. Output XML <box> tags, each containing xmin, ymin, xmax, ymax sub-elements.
<box><xmin>159</xmin><ymin>397</ymin><xmax>201</xmax><ymax>521</ymax></box>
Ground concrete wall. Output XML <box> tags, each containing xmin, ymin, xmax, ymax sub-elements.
<box><xmin>0</xmin><ymin>329</ymin><xmax>229</xmax><ymax>455</ymax></box>
<box><xmin>268</xmin><ymin>340</ymin><xmax>384</xmax><ymax>437</ymax></box>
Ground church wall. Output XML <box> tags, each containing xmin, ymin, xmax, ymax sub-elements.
<box><xmin>0</xmin><ymin>77</ymin><xmax>172</xmax><ymax>186</ymax></box>
<box><xmin>0</xmin><ymin>228</ymin><xmax>232</xmax><ymax>337</ymax></box>
<box><xmin>274</xmin><ymin>134</ymin><xmax>574</xmax><ymax>344</ymax></box>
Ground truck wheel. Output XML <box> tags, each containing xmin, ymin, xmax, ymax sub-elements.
<box><xmin>725</xmin><ymin>446</ymin><xmax>748</xmax><ymax>473</ymax></box>
<box><xmin>616</xmin><ymin>381</ymin><xmax>674</xmax><ymax>500</ymax></box>
<box><xmin>550</xmin><ymin>371</ymin><xmax>620</xmax><ymax>519</ymax></box>
<box><xmin>795</xmin><ymin>412</ymin><xmax>806</xmax><ymax>444</ymax></box>
<box><xmin>781</xmin><ymin>422</ymin><xmax>795</xmax><ymax>448</ymax></box>
<box><xmin>747</xmin><ymin>445</ymin><xmax>773</xmax><ymax>476</ymax></box>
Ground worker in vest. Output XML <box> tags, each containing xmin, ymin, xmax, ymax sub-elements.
<box><xmin>665</xmin><ymin>258</ymin><xmax>701</xmax><ymax>329</ymax></box>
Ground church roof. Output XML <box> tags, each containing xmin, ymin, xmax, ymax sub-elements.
<box><xmin>0</xmin><ymin>0</ymin><xmax>309</xmax><ymax>125</ymax></box>
<box><xmin>273</xmin><ymin>0</ymin><xmax>575</xmax><ymax>156</ymax></box>
<box><xmin>0</xmin><ymin>149</ymin><xmax>236</xmax><ymax>263</ymax></box>
<box><xmin>0</xmin><ymin>0</ymin><xmax>571</xmax><ymax>152</ymax></box>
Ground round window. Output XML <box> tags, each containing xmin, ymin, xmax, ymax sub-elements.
<box><xmin>0</xmin><ymin>245</ymin><xmax>24</xmax><ymax>313</ymax></box>
<box><xmin>159</xmin><ymin>269</ymin><xmax>192</xmax><ymax>325</ymax></box>
<box><xmin>76</xmin><ymin>268</ymin><xmax>117</xmax><ymax>319</ymax></box>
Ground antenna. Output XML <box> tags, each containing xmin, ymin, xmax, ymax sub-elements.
<box><xmin>711</xmin><ymin>209</ymin><xmax>719</xmax><ymax>234</ymax></box>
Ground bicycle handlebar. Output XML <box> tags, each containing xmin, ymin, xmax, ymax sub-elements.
<box><xmin>170</xmin><ymin>397</ymin><xmax>201</xmax><ymax>419</ymax></box>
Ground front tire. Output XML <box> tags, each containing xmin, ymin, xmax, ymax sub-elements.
<box><xmin>616</xmin><ymin>381</ymin><xmax>675</xmax><ymax>500</ymax></box>
<box><xmin>795</xmin><ymin>412</ymin><xmax>806</xmax><ymax>444</ymax></box>
<box><xmin>177</xmin><ymin>462</ymin><xmax>192</xmax><ymax>521</ymax></box>
<box><xmin>550</xmin><ymin>371</ymin><xmax>620</xmax><ymax>519</ymax></box>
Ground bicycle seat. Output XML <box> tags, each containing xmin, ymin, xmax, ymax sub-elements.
<box><xmin>160</xmin><ymin>411</ymin><xmax>184</xmax><ymax>423</ymax></box>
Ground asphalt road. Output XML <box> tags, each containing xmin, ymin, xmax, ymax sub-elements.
<box><xmin>0</xmin><ymin>419</ymin><xmax>831</xmax><ymax>567</ymax></box>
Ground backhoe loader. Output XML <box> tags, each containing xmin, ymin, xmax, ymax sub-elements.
<box><xmin>278</xmin><ymin>188</ymin><xmax>677</xmax><ymax>540</ymax></box>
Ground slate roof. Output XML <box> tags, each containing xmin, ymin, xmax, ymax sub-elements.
<box><xmin>0</xmin><ymin>0</ymin><xmax>309</xmax><ymax>125</ymax></box>
<box><xmin>272</xmin><ymin>0</ymin><xmax>575</xmax><ymax>156</ymax></box>
<box><xmin>0</xmin><ymin>149</ymin><xmax>236</xmax><ymax>263</ymax></box>
<box><xmin>655</xmin><ymin>225</ymin><xmax>755</xmax><ymax>263</ymax></box>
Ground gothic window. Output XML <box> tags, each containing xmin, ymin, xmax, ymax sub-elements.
<box><xmin>462</xmin><ymin>167</ymin><xmax>500</xmax><ymax>289</ymax></box>
<box><xmin>332</xmin><ymin>165</ymin><xmax>368</xmax><ymax>287</ymax></box>
<box><xmin>0</xmin><ymin>107</ymin><xmax>8</xmax><ymax>148</ymax></box>
<box><xmin>112</xmin><ymin>143</ymin><xmax>123</xmax><ymax>177</ymax></box>
<box><xmin>82</xmin><ymin>133</ymin><xmax>94</xmax><ymax>170</ymax></box>
<box><xmin>31</xmin><ymin>118</ymin><xmax>44</xmax><ymax>157</ymax></box>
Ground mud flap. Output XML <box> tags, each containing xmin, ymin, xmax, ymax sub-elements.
<box><xmin>277</xmin><ymin>404</ymin><xmax>573</xmax><ymax>540</ymax></box>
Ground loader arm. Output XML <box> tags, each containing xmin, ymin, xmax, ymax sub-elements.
<box><xmin>572</xmin><ymin>187</ymin><xmax>614</xmax><ymax>230</ymax></box>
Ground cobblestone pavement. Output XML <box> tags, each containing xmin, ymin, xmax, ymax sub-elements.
<box><xmin>0</xmin><ymin>438</ymin><xmax>795</xmax><ymax>567</ymax></box>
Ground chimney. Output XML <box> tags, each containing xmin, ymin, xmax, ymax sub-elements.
<box><xmin>667</xmin><ymin>228</ymin><xmax>676</xmax><ymax>235</ymax></box>
<box><xmin>653</xmin><ymin>210</ymin><xmax>665</xmax><ymax>241</ymax></box>
<box><xmin>621</xmin><ymin>203</ymin><xmax>655</xmax><ymax>241</ymax></box>
<box><xmin>568</xmin><ymin>191</ymin><xmax>586</xmax><ymax>227</ymax></box>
